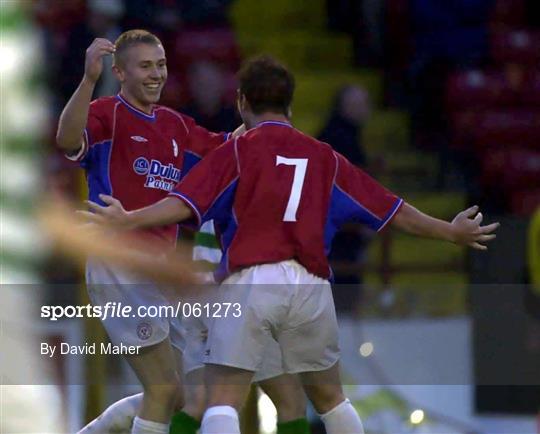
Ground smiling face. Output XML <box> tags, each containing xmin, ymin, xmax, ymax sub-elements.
<box><xmin>113</xmin><ymin>42</ymin><xmax>167</xmax><ymax>113</ymax></box>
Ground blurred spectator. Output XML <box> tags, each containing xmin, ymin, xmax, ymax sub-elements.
<box><xmin>181</xmin><ymin>60</ymin><xmax>238</xmax><ymax>132</ymax></box>
<box><xmin>56</xmin><ymin>0</ymin><xmax>124</xmax><ymax>107</ymax></box>
<box><xmin>318</xmin><ymin>85</ymin><xmax>370</xmax><ymax>167</ymax></box>
<box><xmin>318</xmin><ymin>85</ymin><xmax>373</xmax><ymax>313</ymax></box>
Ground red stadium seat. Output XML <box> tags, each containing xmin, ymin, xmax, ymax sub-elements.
<box><xmin>474</xmin><ymin>110</ymin><xmax>540</xmax><ymax>148</ymax></box>
<box><xmin>160</xmin><ymin>73</ymin><xmax>189</xmax><ymax>109</ymax></box>
<box><xmin>520</xmin><ymin>69</ymin><xmax>540</xmax><ymax>106</ymax></box>
<box><xmin>451</xmin><ymin>110</ymin><xmax>540</xmax><ymax>149</ymax></box>
<box><xmin>450</xmin><ymin>111</ymin><xmax>480</xmax><ymax>149</ymax></box>
<box><xmin>33</xmin><ymin>0</ymin><xmax>86</xmax><ymax>32</ymax></box>
<box><xmin>171</xmin><ymin>27</ymin><xmax>241</xmax><ymax>72</ymax></box>
<box><xmin>490</xmin><ymin>0</ymin><xmax>526</xmax><ymax>28</ymax></box>
<box><xmin>482</xmin><ymin>148</ymin><xmax>540</xmax><ymax>190</ymax></box>
<box><xmin>223</xmin><ymin>71</ymin><xmax>239</xmax><ymax>105</ymax></box>
<box><xmin>511</xmin><ymin>189</ymin><xmax>540</xmax><ymax>216</ymax></box>
<box><xmin>446</xmin><ymin>69</ymin><xmax>516</xmax><ymax>110</ymax></box>
<box><xmin>491</xmin><ymin>29</ymin><xmax>540</xmax><ymax>65</ymax></box>
<box><xmin>385</xmin><ymin>0</ymin><xmax>412</xmax><ymax>70</ymax></box>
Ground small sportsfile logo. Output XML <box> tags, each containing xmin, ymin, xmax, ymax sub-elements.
<box><xmin>131</xmin><ymin>135</ymin><xmax>148</xmax><ymax>142</ymax></box>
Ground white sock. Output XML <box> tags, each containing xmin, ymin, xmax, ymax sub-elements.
<box><xmin>201</xmin><ymin>406</ymin><xmax>239</xmax><ymax>434</ymax></box>
<box><xmin>78</xmin><ymin>393</ymin><xmax>142</xmax><ymax>433</ymax></box>
<box><xmin>131</xmin><ymin>416</ymin><xmax>169</xmax><ymax>434</ymax></box>
<box><xmin>320</xmin><ymin>399</ymin><xmax>364</xmax><ymax>434</ymax></box>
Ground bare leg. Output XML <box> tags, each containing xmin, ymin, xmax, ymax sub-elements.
<box><xmin>125</xmin><ymin>338</ymin><xmax>182</xmax><ymax>424</ymax></box>
<box><xmin>258</xmin><ymin>374</ymin><xmax>307</xmax><ymax>422</ymax></box>
<box><xmin>200</xmin><ymin>364</ymin><xmax>254</xmax><ymax>434</ymax></box>
<box><xmin>300</xmin><ymin>362</ymin><xmax>345</xmax><ymax>414</ymax></box>
<box><xmin>182</xmin><ymin>367</ymin><xmax>206</xmax><ymax>420</ymax></box>
<box><xmin>300</xmin><ymin>363</ymin><xmax>364</xmax><ymax>434</ymax></box>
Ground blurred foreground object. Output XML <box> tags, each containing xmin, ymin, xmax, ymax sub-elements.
<box><xmin>529</xmin><ymin>207</ymin><xmax>540</xmax><ymax>287</ymax></box>
<box><xmin>526</xmin><ymin>207</ymin><xmax>540</xmax><ymax>318</ymax></box>
<box><xmin>0</xmin><ymin>285</ymin><xmax>65</xmax><ymax>433</ymax></box>
<box><xmin>38</xmin><ymin>197</ymin><xmax>203</xmax><ymax>286</ymax></box>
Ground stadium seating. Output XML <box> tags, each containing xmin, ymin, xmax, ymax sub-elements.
<box><xmin>446</xmin><ymin>69</ymin><xmax>516</xmax><ymax>110</ymax></box>
<box><xmin>160</xmin><ymin>73</ymin><xmax>188</xmax><ymax>109</ymax></box>
<box><xmin>511</xmin><ymin>189</ymin><xmax>540</xmax><ymax>216</ymax></box>
<box><xmin>482</xmin><ymin>148</ymin><xmax>540</xmax><ymax>190</ymax></box>
<box><xmin>451</xmin><ymin>109</ymin><xmax>540</xmax><ymax>150</ymax></box>
<box><xmin>446</xmin><ymin>1</ymin><xmax>540</xmax><ymax>216</ymax></box>
<box><xmin>171</xmin><ymin>27</ymin><xmax>241</xmax><ymax>71</ymax></box>
<box><xmin>489</xmin><ymin>0</ymin><xmax>526</xmax><ymax>28</ymax></box>
<box><xmin>491</xmin><ymin>29</ymin><xmax>540</xmax><ymax>65</ymax></box>
<box><xmin>519</xmin><ymin>69</ymin><xmax>540</xmax><ymax>106</ymax></box>
<box><xmin>384</xmin><ymin>0</ymin><xmax>412</xmax><ymax>70</ymax></box>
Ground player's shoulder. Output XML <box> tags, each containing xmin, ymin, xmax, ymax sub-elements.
<box><xmin>153</xmin><ymin>105</ymin><xmax>193</xmax><ymax>131</ymax></box>
<box><xmin>296</xmin><ymin>128</ymin><xmax>335</xmax><ymax>152</ymax></box>
<box><xmin>240</xmin><ymin>124</ymin><xmax>334</xmax><ymax>154</ymax></box>
<box><xmin>89</xmin><ymin>95</ymin><xmax>119</xmax><ymax>111</ymax></box>
<box><xmin>87</xmin><ymin>96</ymin><xmax>121</xmax><ymax>126</ymax></box>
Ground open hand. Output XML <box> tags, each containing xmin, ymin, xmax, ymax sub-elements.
<box><xmin>77</xmin><ymin>194</ymin><xmax>133</xmax><ymax>229</ymax></box>
<box><xmin>451</xmin><ymin>205</ymin><xmax>499</xmax><ymax>250</ymax></box>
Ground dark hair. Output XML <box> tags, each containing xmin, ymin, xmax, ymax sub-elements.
<box><xmin>113</xmin><ymin>29</ymin><xmax>163</xmax><ymax>66</ymax></box>
<box><xmin>237</xmin><ymin>55</ymin><xmax>295</xmax><ymax>116</ymax></box>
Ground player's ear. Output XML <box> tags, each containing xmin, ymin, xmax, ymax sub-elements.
<box><xmin>236</xmin><ymin>91</ymin><xmax>246</xmax><ymax>113</ymax></box>
<box><xmin>242</xmin><ymin>94</ymin><xmax>250</xmax><ymax>111</ymax></box>
<box><xmin>112</xmin><ymin>63</ymin><xmax>125</xmax><ymax>82</ymax></box>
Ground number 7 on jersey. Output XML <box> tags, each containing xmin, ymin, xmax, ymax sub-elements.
<box><xmin>276</xmin><ymin>155</ymin><xmax>308</xmax><ymax>222</ymax></box>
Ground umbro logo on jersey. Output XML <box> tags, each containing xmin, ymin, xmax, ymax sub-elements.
<box><xmin>130</xmin><ymin>135</ymin><xmax>148</xmax><ymax>142</ymax></box>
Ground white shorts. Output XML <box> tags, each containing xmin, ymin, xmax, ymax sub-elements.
<box><xmin>203</xmin><ymin>260</ymin><xmax>340</xmax><ymax>374</ymax></box>
<box><xmin>183</xmin><ymin>315</ymin><xmax>284</xmax><ymax>382</ymax></box>
<box><xmin>85</xmin><ymin>258</ymin><xmax>185</xmax><ymax>350</ymax></box>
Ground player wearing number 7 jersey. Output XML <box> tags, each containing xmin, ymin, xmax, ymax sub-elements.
<box><xmin>84</xmin><ymin>55</ymin><xmax>499</xmax><ymax>434</ymax></box>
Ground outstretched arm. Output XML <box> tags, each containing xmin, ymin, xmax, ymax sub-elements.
<box><xmin>80</xmin><ymin>194</ymin><xmax>194</xmax><ymax>229</ymax></box>
<box><xmin>392</xmin><ymin>202</ymin><xmax>499</xmax><ymax>250</ymax></box>
<box><xmin>56</xmin><ymin>38</ymin><xmax>115</xmax><ymax>153</ymax></box>
<box><xmin>40</xmin><ymin>198</ymin><xmax>201</xmax><ymax>285</ymax></box>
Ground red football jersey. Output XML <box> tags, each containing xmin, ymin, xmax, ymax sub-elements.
<box><xmin>170</xmin><ymin>121</ymin><xmax>402</xmax><ymax>280</ymax></box>
<box><xmin>67</xmin><ymin>94</ymin><xmax>228</xmax><ymax>248</ymax></box>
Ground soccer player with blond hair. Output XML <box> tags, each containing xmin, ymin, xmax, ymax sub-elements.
<box><xmin>57</xmin><ymin>29</ymin><xmax>235</xmax><ymax>434</ymax></box>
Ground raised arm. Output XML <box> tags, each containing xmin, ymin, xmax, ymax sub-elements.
<box><xmin>81</xmin><ymin>194</ymin><xmax>194</xmax><ymax>230</ymax></box>
<box><xmin>56</xmin><ymin>38</ymin><xmax>115</xmax><ymax>153</ymax></box>
<box><xmin>392</xmin><ymin>202</ymin><xmax>499</xmax><ymax>250</ymax></box>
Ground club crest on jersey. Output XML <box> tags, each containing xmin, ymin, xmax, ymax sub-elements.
<box><xmin>133</xmin><ymin>156</ymin><xmax>181</xmax><ymax>192</ymax></box>
<box><xmin>137</xmin><ymin>322</ymin><xmax>153</xmax><ymax>340</ymax></box>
